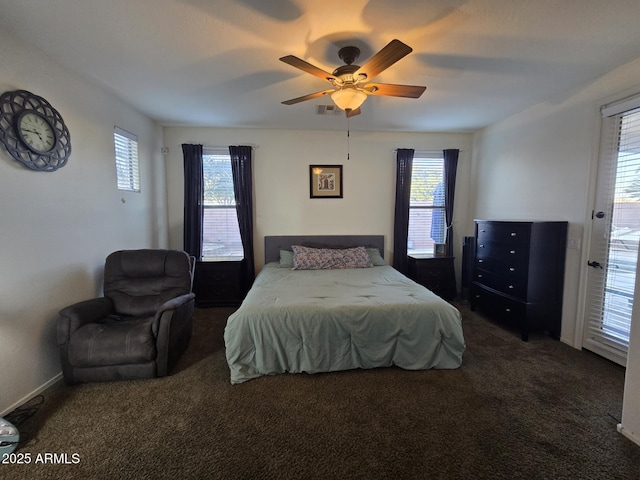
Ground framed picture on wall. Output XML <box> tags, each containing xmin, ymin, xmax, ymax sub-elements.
<box><xmin>309</xmin><ymin>165</ymin><xmax>343</xmax><ymax>198</ymax></box>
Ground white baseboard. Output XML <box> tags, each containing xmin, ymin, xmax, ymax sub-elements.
<box><xmin>617</xmin><ymin>423</ymin><xmax>640</xmax><ymax>447</ymax></box>
<box><xmin>1</xmin><ymin>373</ymin><xmax>63</xmax><ymax>417</ymax></box>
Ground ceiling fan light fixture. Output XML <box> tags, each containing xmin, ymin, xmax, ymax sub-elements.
<box><xmin>331</xmin><ymin>88</ymin><xmax>367</xmax><ymax>112</ymax></box>
<box><xmin>280</xmin><ymin>39</ymin><xmax>425</xmax><ymax>113</ymax></box>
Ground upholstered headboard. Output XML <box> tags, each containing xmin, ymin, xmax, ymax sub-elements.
<box><xmin>264</xmin><ymin>235</ymin><xmax>385</xmax><ymax>264</ymax></box>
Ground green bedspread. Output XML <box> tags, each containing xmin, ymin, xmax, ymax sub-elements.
<box><xmin>224</xmin><ymin>264</ymin><xmax>465</xmax><ymax>384</ymax></box>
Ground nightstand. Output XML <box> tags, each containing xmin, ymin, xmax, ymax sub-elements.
<box><xmin>407</xmin><ymin>254</ymin><xmax>456</xmax><ymax>301</ymax></box>
<box><xmin>193</xmin><ymin>260</ymin><xmax>245</xmax><ymax>307</ymax></box>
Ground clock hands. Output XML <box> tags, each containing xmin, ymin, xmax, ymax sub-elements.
<box><xmin>21</xmin><ymin>128</ymin><xmax>46</xmax><ymax>146</ymax></box>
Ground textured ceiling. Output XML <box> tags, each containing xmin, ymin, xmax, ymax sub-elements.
<box><xmin>1</xmin><ymin>0</ymin><xmax>640</xmax><ymax>132</ymax></box>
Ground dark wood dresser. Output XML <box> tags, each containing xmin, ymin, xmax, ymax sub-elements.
<box><xmin>193</xmin><ymin>260</ymin><xmax>245</xmax><ymax>307</ymax></box>
<box><xmin>470</xmin><ymin>220</ymin><xmax>568</xmax><ymax>341</ymax></box>
<box><xmin>407</xmin><ymin>254</ymin><xmax>457</xmax><ymax>301</ymax></box>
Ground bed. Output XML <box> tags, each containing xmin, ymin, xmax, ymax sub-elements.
<box><xmin>223</xmin><ymin>235</ymin><xmax>465</xmax><ymax>384</ymax></box>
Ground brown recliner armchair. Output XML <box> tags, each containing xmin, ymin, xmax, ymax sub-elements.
<box><xmin>57</xmin><ymin>249</ymin><xmax>196</xmax><ymax>384</ymax></box>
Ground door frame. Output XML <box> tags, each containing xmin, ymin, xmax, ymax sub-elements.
<box><xmin>573</xmin><ymin>107</ymin><xmax>603</xmax><ymax>349</ymax></box>
<box><xmin>575</xmin><ymin>88</ymin><xmax>640</xmax><ymax>354</ymax></box>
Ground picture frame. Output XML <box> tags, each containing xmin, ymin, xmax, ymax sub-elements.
<box><xmin>309</xmin><ymin>165</ymin><xmax>343</xmax><ymax>198</ymax></box>
<box><xmin>434</xmin><ymin>243</ymin><xmax>447</xmax><ymax>256</ymax></box>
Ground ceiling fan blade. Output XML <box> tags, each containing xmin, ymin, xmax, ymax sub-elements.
<box><xmin>279</xmin><ymin>55</ymin><xmax>336</xmax><ymax>82</ymax></box>
<box><xmin>281</xmin><ymin>90</ymin><xmax>333</xmax><ymax>105</ymax></box>
<box><xmin>345</xmin><ymin>107</ymin><xmax>361</xmax><ymax>118</ymax></box>
<box><xmin>365</xmin><ymin>83</ymin><xmax>426</xmax><ymax>98</ymax></box>
<box><xmin>355</xmin><ymin>39</ymin><xmax>413</xmax><ymax>81</ymax></box>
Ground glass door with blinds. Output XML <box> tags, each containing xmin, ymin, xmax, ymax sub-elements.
<box><xmin>584</xmin><ymin>103</ymin><xmax>640</xmax><ymax>366</ymax></box>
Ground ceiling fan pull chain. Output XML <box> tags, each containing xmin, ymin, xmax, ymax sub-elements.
<box><xmin>347</xmin><ymin>115</ymin><xmax>350</xmax><ymax>160</ymax></box>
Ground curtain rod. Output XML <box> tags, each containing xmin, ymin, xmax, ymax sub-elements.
<box><xmin>183</xmin><ymin>143</ymin><xmax>260</xmax><ymax>150</ymax></box>
<box><xmin>393</xmin><ymin>149</ymin><xmax>464</xmax><ymax>153</ymax></box>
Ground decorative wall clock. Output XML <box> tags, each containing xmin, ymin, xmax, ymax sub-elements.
<box><xmin>0</xmin><ymin>90</ymin><xmax>71</xmax><ymax>172</ymax></box>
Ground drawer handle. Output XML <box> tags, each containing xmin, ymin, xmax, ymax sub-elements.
<box><xmin>475</xmin><ymin>294</ymin><xmax>481</xmax><ymax>298</ymax></box>
<box><xmin>508</xmin><ymin>285</ymin><xmax>514</xmax><ymax>289</ymax></box>
<box><xmin>480</xmin><ymin>229</ymin><xmax>486</xmax><ymax>233</ymax></box>
<box><xmin>510</xmin><ymin>250</ymin><xmax>516</xmax><ymax>254</ymax></box>
<box><xmin>509</xmin><ymin>267</ymin><xmax>515</xmax><ymax>272</ymax></box>
<box><xmin>505</xmin><ymin>308</ymin><xmax>511</xmax><ymax>312</ymax></box>
<box><xmin>510</xmin><ymin>232</ymin><xmax>517</xmax><ymax>237</ymax></box>
<box><xmin>478</xmin><ymin>259</ymin><xmax>483</xmax><ymax>263</ymax></box>
<box><xmin>477</xmin><ymin>274</ymin><xmax>483</xmax><ymax>278</ymax></box>
<box><xmin>479</xmin><ymin>244</ymin><xmax>484</xmax><ymax>248</ymax></box>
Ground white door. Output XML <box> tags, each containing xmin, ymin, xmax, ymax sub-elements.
<box><xmin>584</xmin><ymin>106</ymin><xmax>640</xmax><ymax>366</ymax></box>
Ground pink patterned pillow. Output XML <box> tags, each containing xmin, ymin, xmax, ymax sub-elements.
<box><xmin>291</xmin><ymin>245</ymin><xmax>374</xmax><ymax>270</ymax></box>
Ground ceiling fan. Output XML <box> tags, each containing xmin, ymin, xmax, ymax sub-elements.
<box><xmin>280</xmin><ymin>39</ymin><xmax>426</xmax><ymax>117</ymax></box>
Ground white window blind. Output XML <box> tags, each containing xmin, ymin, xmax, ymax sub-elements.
<box><xmin>408</xmin><ymin>152</ymin><xmax>445</xmax><ymax>255</ymax></box>
<box><xmin>202</xmin><ymin>148</ymin><xmax>243</xmax><ymax>260</ymax></box>
<box><xmin>585</xmin><ymin>104</ymin><xmax>640</xmax><ymax>364</ymax></box>
<box><xmin>114</xmin><ymin>127</ymin><xmax>140</xmax><ymax>192</ymax></box>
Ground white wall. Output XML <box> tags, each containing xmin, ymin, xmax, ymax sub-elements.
<box><xmin>472</xmin><ymin>56</ymin><xmax>640</xmax><ymax>443</ymax></box>
<box><xmin>470</xmin><ymin>104</ymin><xmax>596</xmax><ymax>345</ymax></box>
<box><xmin>162</xmin><ymin>127</ymin><xmax>473</xmax><ymax>274</ymax></box>
<box><xmin>0</xmin><ymin>32</ymin><xmax>167</xmax><ymax>414</ymax></box>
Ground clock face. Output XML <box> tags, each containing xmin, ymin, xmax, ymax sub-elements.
<box><xmin>17</xmin><ymin>111</ymin><xmax>57</xmax><ymax>154</ymax></box>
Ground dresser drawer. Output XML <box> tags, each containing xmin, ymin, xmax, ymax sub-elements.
<box><xmin>416</xmin><ymin>270</ymin><xmax>445</xmax><ymax>284</ymax></box>
<box><xmin>415</xmin><ymin>262</ymin><xmax>447</xmax><ymax>281</ymax></box>
<box><xmin>204</xmin><ymin>263</ymin><xmax>241</xmax><ymax>284</ymax></box>
<box><xmin>470</xmin><ymin>283</ymin><xmax>527</xmax><ymax>324</ymax></box>
<box><xmin>475</xmin><ymin>255</ymin><xmax>528</xmax><ymax>276</ymax></box>
<box><xmin>206</xmin><ymin>284</ymin><xmax>241</xmax><ymax>301</ymax></box>
<box><xmin>473</xmin><ymin>270</ymin><xmax>527</xmax><ymax>299</ymax></box>
<box><xmin>476</xmin><ymin>222</ymin><xmax>531</xmax><ymax>246</ymax></box>
<box><xmin>418</xmin><ymin>276</ymin><xmax>448</xmax><ymax>297</ymax></box>
<box><xmin>407</xmin><ymin>255</ymin><xmax>456</xmax><ymax>300</ymax></box>
<box><xmin>476</xmin><ymin>239</ymin><xmax>530</xmax><ymax>259</ymax></box>
<box><xmin>194</xmin><ymin>260</ymin><xmax>244</xmax><ymax>307</ymax></box>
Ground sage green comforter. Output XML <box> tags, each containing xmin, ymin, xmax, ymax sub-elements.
<box><xmin>224</xmin><ymin>264</ymin><xmax>465</xmax><ymax>384</ymax></box>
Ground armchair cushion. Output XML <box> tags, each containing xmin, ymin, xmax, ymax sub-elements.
<box><xmin>68</xmin><ymin>316</ymin><xmax>156</xmax><ymax>367</ymax></box>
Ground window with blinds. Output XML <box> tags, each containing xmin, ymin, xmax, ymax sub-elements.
<box><xmin>408</xmin><ymin>152</ymin><xmax>445</xmax><ymax>255</ymax></box>
<box><xmin>114</xmin><ymin>127</ymin><xmax>140</xmax><ymax>192</ymax></box>
<box><xmin>584</xmin><ymin>99</ymin><xmax>640</xmax><ymax>365</ymax></box>
<box><xmin>202</xmin><ymin>148</ymin><xmax>243</xmax><ymax>260</ymax></box>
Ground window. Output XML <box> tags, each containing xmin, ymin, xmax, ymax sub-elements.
<box><xmin>408</xmin><ymin>152</ymin><xmax>445</xmax><ymax>255</ymax></box>
<box><xmin>114</xmin><ymin>127</ymin><xmax>140</xmax><ymax>192</ymax></box>
<box><xmin>202</xmin><ymin>148</ymin><xmax>243</xmax><ymax>260</ymax></box>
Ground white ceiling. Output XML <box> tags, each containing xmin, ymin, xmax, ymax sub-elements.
<box><xmin>2</xmin><ymin>0</ymin><xmax>640</xmax><ymax>132</ymax></box>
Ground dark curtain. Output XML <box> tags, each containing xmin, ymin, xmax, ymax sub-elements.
<box><xmin>229</xmin><ymin>145</ymin><xmax>255</xmax><ymax>290</ymax></box>
<box><xmin>443</xmin><ymin>149</ymin><xmax>460</xmax><ymax>257</ymax></box>
<box><xmin>182</xmin><ymin>144</ymin><xmax>203</xmax><ymax>259</ymax></box>
<box><xmin>392</xmin><ymin>148</ymin><xmax>414</xmax><ymax>275</ymax></box>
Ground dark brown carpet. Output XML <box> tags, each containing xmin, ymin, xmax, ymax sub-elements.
<box><xmin>4</xmin><ymin>302</ymin><xmax>640</xmax><ymax>480</ymax></box>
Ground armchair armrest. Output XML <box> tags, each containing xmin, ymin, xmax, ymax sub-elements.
<box><xmin>57</xmin><ymin>297</ymin><xmax>114</xmax><ymax>346</ymax></box>
<box><xmin>152</xmin><ymin>292</ymin><xmax>196</xmax><ymax>376</ymax></box>
<box><xmin>151</xmin><ymin>293</ymin><xmax>196</xmax><ymax>335</ymax></box>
